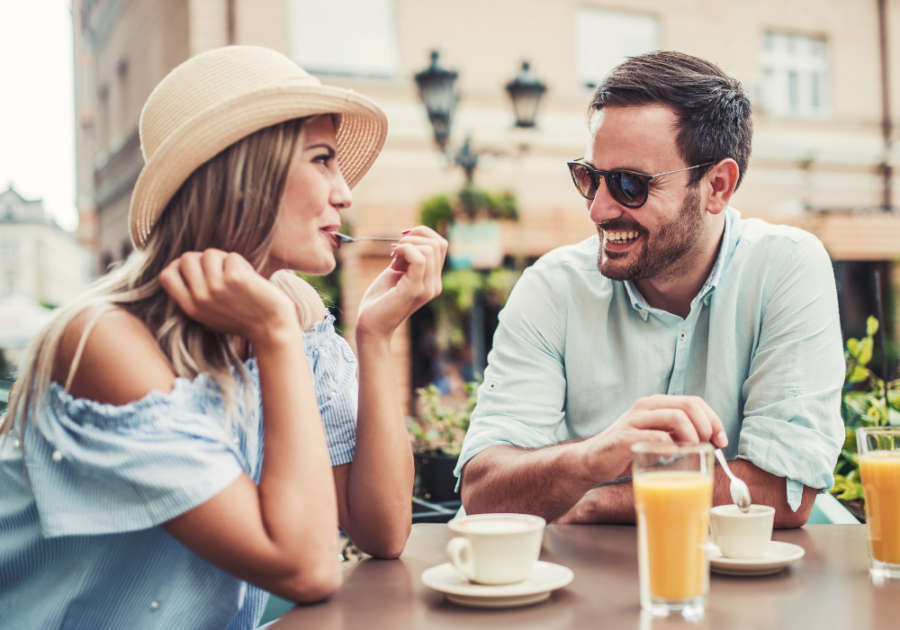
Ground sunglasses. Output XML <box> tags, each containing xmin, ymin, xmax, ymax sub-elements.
<box><xmin>566</xmin><ymin>159</ymin><xmax>716</xmax><ymax>209</ymax></box>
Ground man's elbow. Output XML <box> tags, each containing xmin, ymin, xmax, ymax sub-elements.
<box><xmin>774</xmin><ymin>492</ymin><xmax>817</xmax><ymax>529</ymax></box>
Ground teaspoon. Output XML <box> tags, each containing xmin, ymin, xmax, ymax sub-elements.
<box><xmin>715</xmin><ymin>448</ymin><xmax>752</xmax><ymax>512</ymax></box>
<box><xmin>328</xmin><ymin>232</ymin><xmax>398</xmax><ymax>243</ymax></box>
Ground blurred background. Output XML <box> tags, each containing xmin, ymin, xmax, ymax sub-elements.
<box><xmin>2</xmin><ymin>0</ymin><xmax>900</xmax><ymax>419</ymax></box>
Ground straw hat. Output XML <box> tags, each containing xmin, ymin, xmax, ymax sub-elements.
<box><xmin>128</xmin><ymin>45</ymin><xmax>388</xmax><ymax>249</ymax></box>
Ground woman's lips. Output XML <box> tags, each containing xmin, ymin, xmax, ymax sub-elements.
<box><xmin>322</xmin><ymin>230</ymin><xmax>341</xmax><ymax>249</ymax></box>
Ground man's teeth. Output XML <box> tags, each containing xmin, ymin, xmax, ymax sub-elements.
<box><xmin>606</xmin><ymin>230</ymin><xmax>640</xmax><ymax>243</ymax></box>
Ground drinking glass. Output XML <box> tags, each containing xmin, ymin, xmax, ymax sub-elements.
<box><xmin>633</xmin><ymin>442</ymin><xmax>715</xmax><ymax>619</ymax></box>
<box><xmin>857</xmin><ymin>427</ymin><xmax>900</xmax><ymax>579</ymax></box>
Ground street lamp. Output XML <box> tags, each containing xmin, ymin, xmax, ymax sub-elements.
<box><xmin>414</xmin><ymin>51</ymin><xmax>548</xmax><ymax>181</ymax></box>
<box><xmin>414</xmin><ymin>51</ymin><xmax>459</xmax><ymax>151</ymax></box>
<box><xmin>506</xmin><ymin>62</ymin><xmax>548</xmax><ymax>128</ymax></box>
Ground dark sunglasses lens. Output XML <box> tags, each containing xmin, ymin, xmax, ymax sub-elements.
<box><xmin>570</xmin><ymin>164</ymin><xmax>598</xmax><ymax>199</ymax></box>
<box><xmin>609</xmin><ymin>172</ymin><xmax>647</xmax><ymax>208</ymax></box>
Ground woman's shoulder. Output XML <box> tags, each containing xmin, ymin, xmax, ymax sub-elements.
<box><xmin>53</xmin><ymin>304</ymin><xmax>177</xmax><ymax>407</ymax></box>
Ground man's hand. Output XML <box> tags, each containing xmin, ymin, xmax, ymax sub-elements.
<box><xmin>579</xmin><ymin>394</ymin><xmax>730</xmax><ymax>482</ymax></box>
<box><xmin>462</xmin><ymin>394</ymin><xmax>729</xmax><ymax>522</ymax></box>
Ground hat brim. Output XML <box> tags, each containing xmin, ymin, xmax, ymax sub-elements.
<box><xmin>129</xmin><ymin>84</ymin><xmax>387</xmax><ymax>249</ymax></box>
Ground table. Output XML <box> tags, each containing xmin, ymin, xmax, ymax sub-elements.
<box><xmin>271</xmin><ymin>524</ymin><xmax>900</xmax><ymax>630</ymax></box>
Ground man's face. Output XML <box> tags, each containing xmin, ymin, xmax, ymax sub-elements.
<box><xmin>585</xmin><ymin>105</ymin><xmax>707</xmax><ymax>281</ymax></box>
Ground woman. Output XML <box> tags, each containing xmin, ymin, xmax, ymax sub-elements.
<box><xmin>0</xmin><ymin>46</ymin><xmax>446</xmax><ymax>629</ymax></box>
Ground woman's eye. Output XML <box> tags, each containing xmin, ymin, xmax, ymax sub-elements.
<box><xmin>314</xmin><ymin>153</ymin><xmax>331</xmax><ymax>165</ymax></box>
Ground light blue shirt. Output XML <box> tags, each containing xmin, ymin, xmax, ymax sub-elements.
<box><xmin>0</xmin><ymin>315</ymin><xmax>357</xmax><ymax>630</ymax></box>
<box><xmin>455</xmin><ymin>208</ymin><xmax>845</xmax><ymax>510</ymax></box>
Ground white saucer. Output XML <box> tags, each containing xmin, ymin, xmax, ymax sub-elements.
<box><xmin>421</xmin><ymin>561</ymin><xmax>574</xmax><ymax>608</ymax></box>
<box><xmin>709</xmin><ymin>541</ymin><xmax>805</xmax><ymax>576</ymax></box>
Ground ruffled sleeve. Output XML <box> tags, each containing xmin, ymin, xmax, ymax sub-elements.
<box><xmin>304</xmin><ymin>314</ymin><xmax>358</xmax><ymax>466</ymax></box>
<box><xmin>26</xmin><ymin>379</ymin><xmax>245</xmax><ymax>538</ymax></box>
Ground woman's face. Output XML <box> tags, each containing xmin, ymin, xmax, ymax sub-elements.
<box><xmin>264</xmin><ymin>116</ymin><xmax>351</xmax><ymax>277</ymax></box>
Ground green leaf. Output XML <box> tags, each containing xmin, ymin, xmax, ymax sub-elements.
<box><xmin>843</xmin><ymin>428</ymin><xmax>857</xmax><ymax>452</ymax></box>
<box><xmin>846</xmin><ymin>338</ymin><xmax>860</xmax><ymax>357</ymax></box>
<box><xmin>867</xmin><ymin>315</ymin><xmax>880</xmax><ymax>338</ymax></box>
<box><xmin>849</xmin><ymin>366</ymin><xmax>870</xmax><ymax>383</ymax></box>
<box><xmin>858</xmin><ymin>337</ymin><xmax>874</xmax><ymax>366</ymax></box>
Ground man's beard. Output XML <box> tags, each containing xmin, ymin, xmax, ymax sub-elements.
<box><xmin>597</xmin><ymin>187</ymin><xmax>704</xmax><ymax>281</ymax></box>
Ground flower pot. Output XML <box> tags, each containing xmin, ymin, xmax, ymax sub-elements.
<box><xmin>414</xmin><ymin>452</ymin><xmax>460</xmax><ymax>503</ymax></box>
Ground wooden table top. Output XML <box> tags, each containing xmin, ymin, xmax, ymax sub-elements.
<box><xmin>271</xmin><ymin>523</ymin><xmax>900</xmax><ymax>630</ymax></box>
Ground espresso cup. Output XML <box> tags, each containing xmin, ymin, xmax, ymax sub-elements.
<box><xmin>445</xmin><ymin>513</ymin><xmax>546</xmax><ymax>585</ymax></box>
<box><xmin>709</xmin><ymin>504</ymin><xmax>775</xmax><ymax>559</ymax></box>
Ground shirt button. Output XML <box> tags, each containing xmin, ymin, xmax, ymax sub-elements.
<box><xmin>233</xmin><ymin>437</ymin><xmax>240</xmax><ymax>445</ymax></box>
<box><xmin>12</xmin><ymin>439</ymin><xmax>20</xmax><ymax>449</ymax></box>
<box><xmin>329</xmin><ymin>391</ymin><xmax>336</xmax><ymax>399</ymax></box>
<box><xmin>52</xmin><ymin>450</ymin><xmax>62</xmax><ymax>462</ymax></box>
<box><xmin>150</xmin><ymin>601</ymin><xmax>160</xmax><ymax>611</ymax></box>
<box><xmin>679</xmin><ymin>332</ymin><xmax>686</xmax><ymax>341</ymax></box>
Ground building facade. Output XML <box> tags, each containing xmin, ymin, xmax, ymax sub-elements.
<box><xmin>0</xmin><ymin>185</ymin><xmax>91</xmax><ymax>307</ymax></box>
<box><xmin>73</xmin><ymin>0</ymin><xmax>900</xmax><ymax>410</ymax></box>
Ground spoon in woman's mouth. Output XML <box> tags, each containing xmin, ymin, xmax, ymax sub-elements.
<box><xmin>327</xmin><ymin>232</ymin><xmax>399</xmax><ymax>243</ymax></box>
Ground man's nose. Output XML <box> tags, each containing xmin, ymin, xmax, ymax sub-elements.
<box><xmin>588</xmin><ymin>179</ymin><xmax>624</xmax><ymax>224</ymax></box>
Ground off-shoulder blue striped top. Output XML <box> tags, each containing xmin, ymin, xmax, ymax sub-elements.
<box><xmin>0</xmin><ymin>314</ymin><xmax>357</xmax><ymax>630</ymax></box>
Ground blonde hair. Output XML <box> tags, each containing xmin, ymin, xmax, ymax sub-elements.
<box><xmin>2</xmin><ymin>116</ymin><xmax>322</xmax><ymax>439</ymax></box>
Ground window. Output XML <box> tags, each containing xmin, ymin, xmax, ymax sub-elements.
<box><xmin>288</xmin><ymin>0</ymin><xmax>399</xmax><ymax>77</ymax></box>
<box><xmin>575</xmin><ymin>8</ymin><xmax>659</xmax><ymax>88</ymax></box>
<box><xmin>761</xmin><ymin>32</ymin><xmax>829</xmax><ymax>118</ymax></box>
<box><xmin>0</xmin><ymin>241</ymin><xmax>18</xmax><ymax>259</ymax></box>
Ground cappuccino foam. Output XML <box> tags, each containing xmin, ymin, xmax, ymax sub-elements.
<box><xmin>455</xmin><ymin>517</ymin><xmax>535</xmax><ymax>534</ymax></box>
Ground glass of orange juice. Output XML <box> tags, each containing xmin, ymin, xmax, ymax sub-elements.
<box><xmin>858</xmin><ymin>427</ymin><xmax>900</xmax><ymax>579</ymax></box>
<box><xmin>633</xmin><ymin>442</ymin><xmax>714</xmax><ymax>619</ymax></box>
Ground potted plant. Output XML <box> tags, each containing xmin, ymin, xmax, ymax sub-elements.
<box><xmin>831</xmin><ymin>316</ymin><xmax>900</xmax><ymax>522</ymax></box>
<box><xmin>408</xmin><ymin>383</ymin><xmax>477</xmax><ymax>503</ymax></box>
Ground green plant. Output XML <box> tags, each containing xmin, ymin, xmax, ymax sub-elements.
<box><xmin>418</xmin><ymin>186</ymin><xmax>519</xmax><ymax>236</ymax></box>
<box><xmin>432</xmin><ymin>268</ymin><xmax>521</xmax><ymax>349</ymax></box>
<box><xmin>408</xmin><ymin>383</ymin><xmax>478</xmax><ymax>457</ymax></box>
<box><xmin>831</xmin><ymin>316</ymin><xmax>900</xmax><ymax>504</ymax></box>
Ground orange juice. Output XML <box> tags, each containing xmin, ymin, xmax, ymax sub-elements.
<box><xmin>860</xmin><ymin>451</ymin><xmax>900</xmax><ymax>564</ymax></box>
<box><xmin>634</xmin><ymin>471</ymin><xmax>713</xmax><ymax>600</ymax></box>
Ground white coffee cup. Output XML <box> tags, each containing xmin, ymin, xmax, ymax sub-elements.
<box><xmin>445</xmin><ymin>513</ymin><xmax>546</xmax><ymax>585</ymax></box>
<box><xmin>709</xmin><ymin>504</ymin><xmax>775</xmax><ymax>559</ymax></box>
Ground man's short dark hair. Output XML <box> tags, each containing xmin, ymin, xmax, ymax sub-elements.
<box><xmin>590</xmin><ymin>51</ymin><xmax>752</xmax><ymax>190</ymax></box>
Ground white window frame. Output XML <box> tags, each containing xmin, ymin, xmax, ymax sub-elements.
<box><xmin>761</xmin><ymin>31</ymin><xmax>830</xmax><ymax>119</ymax></box>
<box><xmin>575</xmin><ymin>8</ymin><xmax>660</xmax><ymax>88</ymax></box>
<box><xmin>287</xmin><ymin>0</ymin><xmax>400</xmax><ymax>78</ymax></box>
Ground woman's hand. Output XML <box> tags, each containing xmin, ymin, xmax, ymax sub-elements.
<box><xmin>356</xmin><ymin>227</ymin><xmax>448</xmax><ymax>340</ymax></box>
<box><xmin>159</xmin><ymin>249</ymin><xmax>298</xmax><ymax>345</ymax></box>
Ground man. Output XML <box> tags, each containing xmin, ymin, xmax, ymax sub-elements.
<box><xmin>454</xmin><ymin>51</ymin><xmax>845</xmax><ymax>528</ymax></box>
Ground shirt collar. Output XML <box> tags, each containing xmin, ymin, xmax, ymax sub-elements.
<box><xmin>625</xmin><ymin>206</ymin><xmax>736</xmax><ymax>320</ymax></box>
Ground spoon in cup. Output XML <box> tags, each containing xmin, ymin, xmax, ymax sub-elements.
<box><xmin>715</xmin><ymin>448</ymin><xmax>752</xmax><ymax>513</ymax></box>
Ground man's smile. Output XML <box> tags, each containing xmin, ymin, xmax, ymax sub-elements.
<box><xmin>603</xmin><ymin>229</ymin><xmax>643</xmax><ymax>253</ymax></box>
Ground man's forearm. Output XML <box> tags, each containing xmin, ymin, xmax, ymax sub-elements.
<box><xmin>555</xmin><ymin>482</ymin><xmax>636</xmax><ymax>524</ymax></box>
<box><xmin>554</xmin><ymin>460</ymin><xmax>818</xmax><ymax>528</ymax></box>
<box><xmin>460</xmin><ymin>443</ymin><xmax>597</xmax><ymax>522</ymax></box>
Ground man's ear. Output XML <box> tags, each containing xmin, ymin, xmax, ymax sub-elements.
<box><xmin>705</xmin><ymin>158</ymin><xmax>740</xmax><ymax>216</ymax></box>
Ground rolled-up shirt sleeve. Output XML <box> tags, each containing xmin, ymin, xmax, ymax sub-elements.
<box><xmin>454</xmin><ymin>258</ymin><xmax>570</xmax><ymax>487</ymax></box>
<box><xmin>738</xmin><ymin>236</ymin><xmax>845</xmax><ymax>510</ymax></box>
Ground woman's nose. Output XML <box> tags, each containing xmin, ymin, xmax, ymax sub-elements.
<box><xmin>331</xmin><ymin>172</ymin><xmax>353</xmax><ymax>210</ymax></box>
